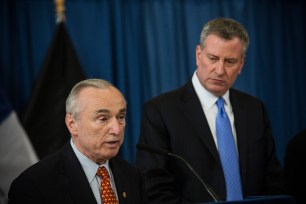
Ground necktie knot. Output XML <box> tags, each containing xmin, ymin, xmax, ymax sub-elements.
<box><xmin>217</xmin><ymin>97</ymin><xmax>224</xmax><ymax>109</ymax></box>
<box><xmin>217</xmin><ymin>97</ymin><xmax>227</xmax><ymax>118</ymax></box>
<box><xmin>97</xmin><ymin>166</ymin><xmax>110</xmax><ymax>180</ymax></box>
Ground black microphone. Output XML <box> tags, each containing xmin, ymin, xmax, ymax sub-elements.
<box><xmin>136</xmin><ymin>143</ymin><xmax>221</xmax><ymax>202</ymax></box>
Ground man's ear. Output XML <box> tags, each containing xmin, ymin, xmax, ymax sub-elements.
<box><xmin>65</xmin><ymin>113</ymin><xmax>77</xmax><ymax>135</ymax></box>
<box><xmin>195</xmin><ymin>45</ymin><xmax>202</xmax><ymax>67</ymax></box>
<box><xmin>238</xmin><ymin>57</ymin><xmax>245</xmax><ymax>75</ymax></box>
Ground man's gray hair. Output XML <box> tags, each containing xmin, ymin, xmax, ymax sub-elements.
<box><xmin>66</xmin><ymin>79</ymin><xmax>122</xmax><ymax>120</ymax></box>
<box><xmin>200</xmin><ymin>17</ymin><xmax>250</xmax><ymax>57</ymax></box>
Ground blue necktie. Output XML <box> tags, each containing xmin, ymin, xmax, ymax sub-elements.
<box><xmin>216</xmin><ymin>97</ymin><xmax>243</xmax><ymax>201</ymax></box>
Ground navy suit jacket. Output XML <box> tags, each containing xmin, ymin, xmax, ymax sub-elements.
<box><xmin>136</xmin><ymin>80</ymin><xmax>284</xmax><ymax>203</ymax></box>
<box><xmin>9</xmin><ymin>143</ymin><xmax>147</xmax><ymax>204</ymax></box>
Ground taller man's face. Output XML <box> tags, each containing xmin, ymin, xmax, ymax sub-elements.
<box><xmin>196</xmin><ymin>34</ymin><xmax>245</xmax><ymax>96</ymax></box>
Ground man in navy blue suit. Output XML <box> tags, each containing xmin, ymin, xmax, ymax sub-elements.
<box><xmin>9</xmin><ymin>79</ymin><xmax>147</xmax><ymax>204</ymax></box>
<box><xmin>136</xmin><ymin>17</ymin><xmax>284</xmax><ymax>203</ymax></box>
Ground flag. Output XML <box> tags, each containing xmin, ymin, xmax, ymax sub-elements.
<box><xmin>22</xmin><ymin>22</ymin><xmax>86</xmax><ymax>159</ymax></box>
<box><xmin>0</xmin><ymin>88</ymin><xmax>38</xmax><ymax>199</ymax></box>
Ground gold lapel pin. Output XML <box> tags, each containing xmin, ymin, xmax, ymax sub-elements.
<box><xmin>123</xmin><ymin>192</ymin><xmax>127</xmax><ymax>198</ymax></box>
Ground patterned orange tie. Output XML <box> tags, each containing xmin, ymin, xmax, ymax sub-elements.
<box><xmin>96</xmin><ymin>166</ymin><xmax>119</xmax><ymax>204</ymax></box>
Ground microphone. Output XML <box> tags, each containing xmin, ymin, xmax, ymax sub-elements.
<box><xmin>136</xmin><ymin>143</ymin><xmax>221</xmax><ymax>202</ymax></box>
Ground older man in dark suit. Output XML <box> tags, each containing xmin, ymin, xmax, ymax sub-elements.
<box><xmin>136</xmin><ymin>18</ymin><xmax>284</xmax><ymax>203</ymax></box>
<box><xmin>9</xmin><ymin>79</ymin><xmax>147</xmax><ymax>204</ymax></box>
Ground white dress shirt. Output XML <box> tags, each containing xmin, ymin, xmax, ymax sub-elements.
<box><xmin>70</xmin><ymin>139</ymin><xmax>118</xmax><ymax>204</ymax></box>
<box><xmin>191</xmin><ymin>71</ymin><xmax>238</xmax><ymax>150</ymax></box>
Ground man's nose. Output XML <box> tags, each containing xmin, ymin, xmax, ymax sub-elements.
<box><xmin>215</xmin><ymin>61</ymin><xmax>225</xmax><ymax>75</ymax></box>
<box><xmin>109</xmin><ymin>119</ymin><xmax>120</xmax><ymax>135</ymax></box>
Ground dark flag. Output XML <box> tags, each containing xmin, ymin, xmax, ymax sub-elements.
<box><xmin>22</xmin><ymin>22</ymin><xmax>85</xmax><ymax>159</ymax></box>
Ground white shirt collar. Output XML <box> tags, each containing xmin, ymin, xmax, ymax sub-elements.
<box><xmin>70</xmin><ymin>139</ymin><xmax>110</xmax><ymax>183</ymax></box>
<box><xmin>192</xmin><ymin>71</ymin><xmax>231</xmax><ymax>109</ymax></box>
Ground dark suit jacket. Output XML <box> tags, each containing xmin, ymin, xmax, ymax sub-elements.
<box><xmin>136</xmin><ymin>80</ymin><xmax>284</xmax><ymax>203</ymax></box>
<box><xmin>284</xmin><ymin>129</ymin><xmax>306</xmax><ymax>204</ymax></box>
<box><xmin>8</xmin><ymin>142</ymin><xmax>147</xmax><ymax>204</ymax></box>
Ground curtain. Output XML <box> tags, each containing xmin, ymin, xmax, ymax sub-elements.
<box><xmin>1</xmin><ymin>0</ymin><xmax>305</xmax><ymax>164</ymax></box>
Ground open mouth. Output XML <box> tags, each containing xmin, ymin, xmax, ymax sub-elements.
<box><xmin>105</xmin><ymin>141</ymin><xmax>119</xmax><ymax>147</ymax></box>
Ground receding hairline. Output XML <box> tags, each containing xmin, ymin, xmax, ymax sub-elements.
<box><xmin>65</xmin><ymin>79</ymin><xmax>126</xmax><ymax>117</ymax></box>
<box><xmin>199</xmin><ymin>17</ymin><xmax>250</xmax><ymax>56</ymax></box>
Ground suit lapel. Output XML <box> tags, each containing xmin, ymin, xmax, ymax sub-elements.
<box><xmin>230</xmin><ymin>90</ymin><xmax>248</xmax><ymax>189</ymax></box>
<box><xmin>178</xmin><ymin>81</ymin><xmax>220</xmax><ymax>164</ymax></box>
<box><xmin>177</xmin><ymin>83</ymin><xmax>248</xmax><ymax>193</ymax></box>
<box><xmin>109</xmin><ymin>158</ymin><xmax>128</xmax><ymax>204</ymax></box>
<box><xmin>61</xmin><ymin>143</ymin><xmax>97</xmax><ymax>204</ymax></box>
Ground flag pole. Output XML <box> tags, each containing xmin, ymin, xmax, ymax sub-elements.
<box><xmin>55</xmin><ymin>0</ymin><xmax>65</xmax><ymax>24</ymax></box>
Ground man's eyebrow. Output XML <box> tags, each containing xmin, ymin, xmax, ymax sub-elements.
<box><xmin>225</xmin><ymin>58</ymin><xmax>238</xmax><ymax>61</ymax></box>
<box><xmin>96</xmin><ymin>109</ymin><xmax>110</xmax><ymax>114</ymax></box>
<box><xmin>118</xmin><ymin>108</ymin><xmax>127</xmax><ymax>113</ymax></box>
<box><xmin>95</xmin><ymin>108</ymin><xmax>127</xmax><ymax>114</ymax></box>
